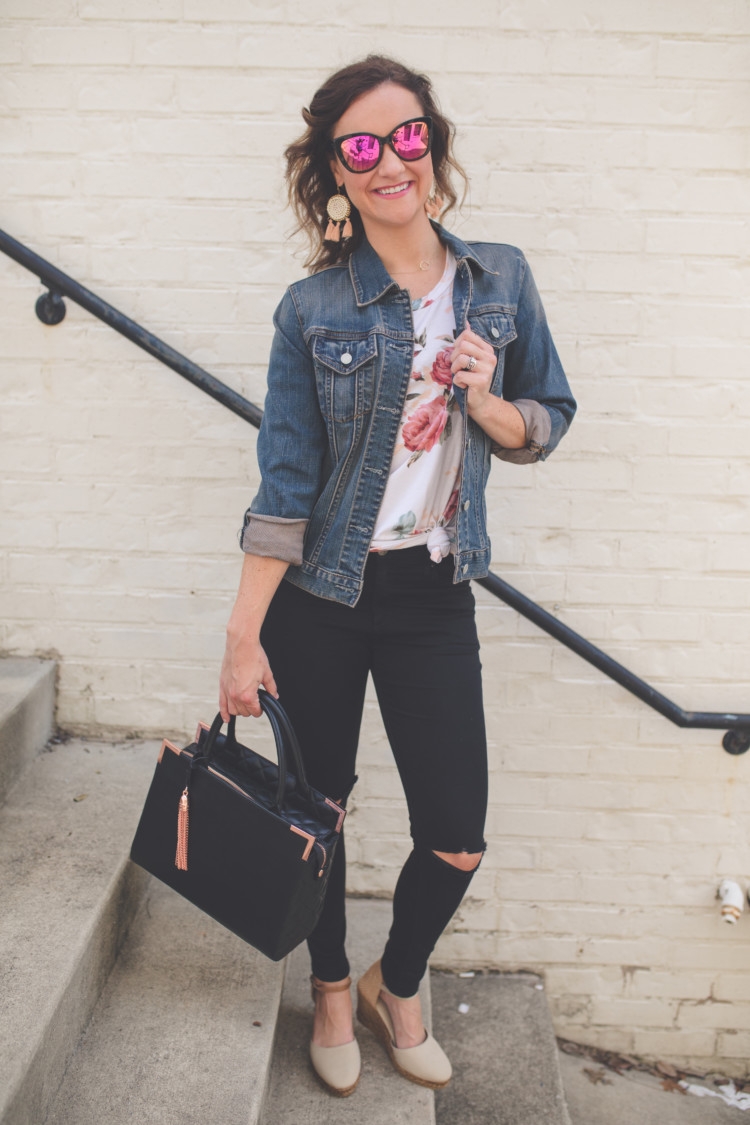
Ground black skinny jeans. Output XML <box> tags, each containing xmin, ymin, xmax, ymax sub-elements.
<box><xmin>261</xmin><ymin>547</ymin><xmax>488</xmax><ymax>997</ymax></box>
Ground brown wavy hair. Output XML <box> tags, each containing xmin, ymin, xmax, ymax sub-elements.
<box><xmin>285</xmin><ymin>55</ymin><xmax>467</xmax><ymax>273</ymax></box>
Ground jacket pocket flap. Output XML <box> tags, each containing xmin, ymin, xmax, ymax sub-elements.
<box><xmin>312</xmin><ymin>335</ymin><xmax>378</xmax><ymax>374</ymax></box>
<box><xmin>472</xmin><ymin>314</ymin><xmax>517</xmax><ymax>349</ymax></box>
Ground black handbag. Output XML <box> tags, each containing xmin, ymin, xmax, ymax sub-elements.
<box><xmin>130</xmin><ymin>690</ymin><xmax>345</xmax><ymax>961</ymax></box>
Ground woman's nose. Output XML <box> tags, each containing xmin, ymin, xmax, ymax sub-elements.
<box><xmin>377</xmin><ymin>143</ymin><xmax>406</xmax><ymax>176</ymax></box>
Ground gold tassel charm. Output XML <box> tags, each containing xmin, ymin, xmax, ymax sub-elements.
<box><xmin>325</xmin><ymin>189</ymin><xmax>352</xmax><ymax>243</ymax></box>
<box><xmin>175</xmin><ymin>787</ymin><xmax>189</xmax><ymax>871</ymax></box>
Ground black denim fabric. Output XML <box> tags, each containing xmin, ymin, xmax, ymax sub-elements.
<box><xmin>261</xmin><ymin>547</ymin><xmax>488</xmax><ymax>987</ymax></box>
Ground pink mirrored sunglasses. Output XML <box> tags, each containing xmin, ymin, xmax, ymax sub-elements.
<box><xmin>332</xmin><ymin>117</ymin><xmax>433</xmax><ymax>174</ymax></box>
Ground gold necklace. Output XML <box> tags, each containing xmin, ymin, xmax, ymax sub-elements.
<box><xmin>394</xmin><ymin>256</ymin><xmax>437</xmax><ymax>275</ymax></box>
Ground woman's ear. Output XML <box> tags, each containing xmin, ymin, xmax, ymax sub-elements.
<box><xmin>328</xmin><ymin>158</ymin><xmax>342</xmax><ymax>189</ymax></box>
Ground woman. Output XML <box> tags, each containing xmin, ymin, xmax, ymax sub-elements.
<box><xmin>220</xmin><ymin>56</ymin><xmax>575</xmax><ymax>1096</ymax></box>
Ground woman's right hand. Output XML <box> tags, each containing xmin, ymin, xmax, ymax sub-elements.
<box><xmin>219</xmin><ymin>631</ymin><xmax>278</xmax><ymax>721</ymax></box>
<box><xmin>219</xmin><ymin>552</ymin><xmax>289</xmax><ymax>721</ymax></box>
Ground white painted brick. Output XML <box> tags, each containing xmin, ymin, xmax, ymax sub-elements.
<box><xmin>541</xmin><ymin>126</ymin><xmax>647</xmax><ymax>169</ymax></box>
<box><xmin>90</xmin><ymin>692</ymin><xmax>186</xmax><ymax>732</ymax></box>
<box><xmin>0</xmin><ymin>157</ymin><xmax>77</xmax><ymax>200</ymax></box>
<box><xmin>546</xmin><ymin>35</ymin><xmax>656</xmax><ymax>78</ymax></box>
<box><xmin>633</xmin><ymin>1028</ymin><xmax>717</xmax><ymax>1059</ymax></box>
<box><xmin>657</xmin><ymin>38</ymin><xmax>750</xmax><ymax>81</ymax></box>
<box><xmin>79</xmin><ymin>0</ymin><xmax>182</xmax><ymax>17</ymax></box>
<box><xmin>76</xmin><ymin>72</ymin><xmax>177</xmax><ymax>111</ymax></box>
<box><xmin>589</xmin><ymin>84</ymin><xmax>678</xmax><ymax>128</ymax></box>
<box><xmin>1</xmin><ymin>0</ymin><xmax>76</xmax><ymax>14</ymax></box>
<box><xmin>674</xmin><ymin>173</ymin><xmax>750</xmax><ymax>212</ymax></box>
<box><xmin>181</xmin><ymin>0</ymin><xmax>286</xmax><ymax>20</ymax></box>
<box><xmin>487</xmin><ymin>170</ymin><xmax>590</xmax><ymax>213</ymax></box>
<box><xmin>132</xmin><ymin>26</ymin><xmax>242</xmax><ymax>67</ymax></box>
<box><xmin>629</xmin><ymin>971</ymin><xmax>716</xmax><ymax>1000</ymax></box>
<box><xmin>717</xmin><ymin>1032</ymin><xmax>750</xmax><ymax>1062</ymax></box>
<box><xmin>678</xmin><ymin>1000</ymin><xmax>750</xmax><ymax>1031</ymax></box>
<box><xmin>590</xmin><ymin>997</ymin><xmax>680</xmax><ymax>1027</ymax></box>
<box><xmin>62</xmin><ymin>660</ymin><xmax>142</xmax><ymax>697</ymax></box>
<box><xmin>77</xmin><ymin>158</ymin><xmax>275</xmax><ymax>202</ymax></box>
<box><xmin>0</xmin><ymin>28</ymin><xmax>23</xmax><ymax>65</ymax></box>
<box><xmin>645</xmin><ymin>128</ymin><xmax>746</xmax><ymax>172</ymax></box>
<box><xmin>2</xmin><ymin>513</ymin><xmax>58</xmax><ymax>549</ymax></box>
<box><xmin>25</xmin><ymin>26</ymin><xmax>133</xmax><ymax>66</ymax></box>
<box><xmin>130</xmin><ymin>118</ymin><xmax>245</xmax><ymax>157</ymax></box>
<box><xmin>646</xmin><ymin>217</ymin><xmax>747</xmax><ymax>257</ymax></box>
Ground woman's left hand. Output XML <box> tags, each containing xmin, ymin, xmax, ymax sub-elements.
<box><xmin>450</xmin><ymin>324</ymin><xmax>497</xmax><ymax>413</ymax></box>
<box><xmin>451</xmin><ymin>322</ymin><xmax>527</xmax><ymax>449</ymax></box>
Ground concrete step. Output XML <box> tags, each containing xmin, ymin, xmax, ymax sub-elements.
<box><xmin>0</xmin><ymin>736</ymin><xmax>157</xmax><ymax>1125</ymax></box>
<box><xmin>261</xmin><ymin>897</ymin><xmax>435</xmax><ymax>1125</ymax></box>
<box><xmin>432</xmin><ymin>970</ymin><xmax>571</xmax><ymax>1125</ymax></box>
<box><xmin>558</xmin><ymin>1048</ymin><xmax>747</xmax><ymax>1125</ymax></box>
<box><xmin>44</xmin><ymin>879</ymin><xmax>285</xmax><ymax>1125</ymax></box>
<box><xmin>0</xmin><ymin>657</ymin><xmax>56</xmax><ymax>807</ymax></box>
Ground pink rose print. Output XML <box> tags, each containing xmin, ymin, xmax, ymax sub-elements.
<box><xmin>431</xmin><ymin>347</ymin><xmax>453</xmax><ymax>388</ymax></box>
<box><xmin>442</xmin><ymin>488</ymin><xmax>459</xmax><ymax>523</ymax></box>
<box><xmin>403</xmin><ymin>397</ymin><xmax>448</xmax><ymax>453</ymax></box>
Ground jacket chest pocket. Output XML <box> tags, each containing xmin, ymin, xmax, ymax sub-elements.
<box><xmin>311</xmin><ymin>335</ymin><xmax>378</xmax><ymax>422</ymax></box>
<box><xmin>470</xmin><ymin>313</ymin><xmax>517</xmax><ymax>394</ymax></box>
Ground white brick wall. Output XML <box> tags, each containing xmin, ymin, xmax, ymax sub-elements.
<box><xmin>2</xmin><ymin>1</ymin><xmax>749</xmax><ymax>1074</ymax></box>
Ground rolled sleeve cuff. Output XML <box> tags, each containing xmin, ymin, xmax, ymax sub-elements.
<box><xmin>239</xmin><ymin>513</ymin><xmax>308</xmax><ymax>565</ymax></box>
<box><xmin>492</xmin><ymin>399</ymin><xmax>552</xmax><ymax>464</ymax></box>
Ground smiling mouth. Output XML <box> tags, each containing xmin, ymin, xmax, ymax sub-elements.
<box><xmin>374</xmin><ymin>182</ymin><xmax>412</xmax><ymax>197</ymax></box>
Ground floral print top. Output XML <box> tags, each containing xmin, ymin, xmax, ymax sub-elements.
<box><xmin>370</xmin><ymin>251</ymin><xmax>462</xmax><ymax>561</ymax></box>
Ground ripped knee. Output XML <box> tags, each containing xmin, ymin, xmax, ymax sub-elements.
<box><xmin>432</xmin><ymin>849</ymin><xmax>483</xmax><ymax>873</ymax></box>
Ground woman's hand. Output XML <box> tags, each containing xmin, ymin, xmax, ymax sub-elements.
<box><xmin>450</xmin><ymin>323</ymin><xmax>497</xmax><ymax>414</ymax></box>
<box><xmin>218</xmin><ymin>552</ymin><xmax>288</xmax><ymax>721</ymax></box>
<box><xmin>451</xmin><ymin>323</ymin><xmax>526</xmax><ymax>450</ymax></box>
<box><xmin>219</xmin><ymin>631</ymin><xmax>278</xmax><ymax>721</ymax></box>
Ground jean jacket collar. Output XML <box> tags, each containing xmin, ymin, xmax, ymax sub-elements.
<box><xmin>347</xmin><ymin>223</ymin><xmax>499</xmax><ymax>307</ymax></box>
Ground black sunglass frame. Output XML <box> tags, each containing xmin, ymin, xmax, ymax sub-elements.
<box><xmin>332</xmin><ymin>116</ymin><xmax>433</xmax><ymax>174</ymax></box>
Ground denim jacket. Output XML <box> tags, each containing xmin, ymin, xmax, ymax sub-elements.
<box><xmin>241</xmin><ymin>225</ymin><xmax>576</xmax><ymax>606</ymax></box>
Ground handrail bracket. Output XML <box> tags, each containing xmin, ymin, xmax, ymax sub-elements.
<box><xmin>723</xmin><ymin>730</ymin><xmax>750</xmax><ymax>756</ymax></box>
<box><xmin>35</xmin><ymin>288</ymin><xmax>66</xmax><ymax>325</ymax></box>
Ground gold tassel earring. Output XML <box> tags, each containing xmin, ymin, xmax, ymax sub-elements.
<box><xmin>325</xmin><ymin>187</ymin><xmax>352</xmax><ymax>242</ymax></box>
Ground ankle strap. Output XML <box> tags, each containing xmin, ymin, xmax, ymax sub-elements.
<box><xmin>310</xmin><ymin>975</ymin><xmax>352</xmax><ymax>993</ymax></box>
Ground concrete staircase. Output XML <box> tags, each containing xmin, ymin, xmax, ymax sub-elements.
<box><xmin>0</xmin><ymin>657</ymin><xmax>570</xmax><ymax>1125</ymax></box>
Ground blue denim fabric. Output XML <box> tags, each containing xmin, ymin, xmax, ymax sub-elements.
<box><xmin>241</xmin><ymin>224</ymin><xmax>576</xmax><ymax>606</ymax></box>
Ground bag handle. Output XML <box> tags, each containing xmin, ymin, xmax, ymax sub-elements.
<box><xmin>199</xmin><ymin>690</ymin><xmax>311</xmax><ymax>810</ymax></box>
<box><xmin>256</xmin><ymin>689</ymin><xmax>312</xmax><ymax>800</ymax></box>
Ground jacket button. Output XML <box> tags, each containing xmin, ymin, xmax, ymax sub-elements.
<box><xmin>491</xmin><ymin>327</ymin><xmax>500</xmax><ymax>339</ymax></box>
<box><xmin>463</xmin><ymin>500</ymin><xmax>470</xmax><ymax>511</ymax></box>
<box><xmin>341</xmin><ymin>352</ymin><xmax>352</xmax><ymax>365</ymax></box>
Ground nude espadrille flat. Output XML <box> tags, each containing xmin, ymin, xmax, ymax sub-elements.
<box><xmin>356</xmin><ymin>960</ymin><xmax>452</xmax><ymax>1089</ymax></box>
<box><xmin>309</xmin><ymin>975</ymin><xmax>361</xmax><ymax>1097</ymax></box>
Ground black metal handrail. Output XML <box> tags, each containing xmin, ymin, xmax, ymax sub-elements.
<box><xmin>0</xmin><ymin>228</ymin><xmax>261</xmax><ymax>428</ymax></box>
<box><xmin>2</xmin><ymin>225</ymin><xmax>748</xmax><ymax>754</ymax></box>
